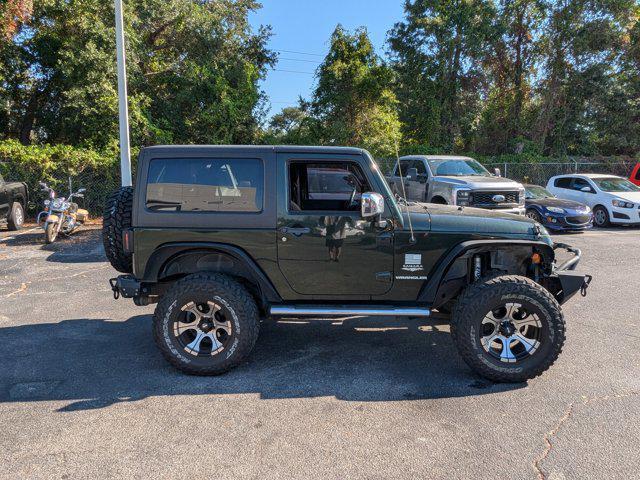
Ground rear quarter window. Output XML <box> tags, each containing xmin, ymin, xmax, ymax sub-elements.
<box><xmin>146</xmin><ymin>158</ymin><xmax>263</xmax><ymax>213</ymax></box>
<box><xmin>554</xmin><ymin>178</ymin><xmax>573</xmax><ymax>189</ymax></box>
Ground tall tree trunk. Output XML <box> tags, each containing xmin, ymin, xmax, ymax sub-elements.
<box><xmin>19</xmin><ymin>88</ymin><xmax>40</xmax><ymax>145</ymax></box>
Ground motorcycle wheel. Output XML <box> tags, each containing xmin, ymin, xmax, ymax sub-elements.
<box><xmin>45</xmin><ymin>223</ymin><xmax>58</xmax><ymax>244</ymax></box>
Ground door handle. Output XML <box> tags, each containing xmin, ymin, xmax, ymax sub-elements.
<box><xmin>280</xmin><ymin>227</ymin><xmax>311</xmax><ymax>237</ymax></box>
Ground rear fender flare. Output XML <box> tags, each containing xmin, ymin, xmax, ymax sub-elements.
<box><xmin>142</xmin><ymin>242</ymin><xmax>282</xmax><ymax>304</ymax></box>
<box><xmin>419</xmin><ymin>239</ymin><xmax>555</xmax><ymax>305</ymax></box>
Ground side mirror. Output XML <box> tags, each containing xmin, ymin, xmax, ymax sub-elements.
<box><xmin>406</xmin><ymin>167</ymin><xmax>418</xmax><ymax>180</ymax></box>
<box><xmin>361</xmin><ymin>192</ymin><xmax>385</xmax><ymax>218</ymax></box>
<box><xmin>494</xmin><ymin>168</ymin><xmax>502</xmax><ymax>177</ymax></box>
<box><xmin>78</xmin><ymin>188</ymin><xmax>86</xmax><ymax>193</ymax></box>
<box><xmin>580</xmin><ymin>186</ymin><xmax>592</xmax><ymax>193</ymax></box>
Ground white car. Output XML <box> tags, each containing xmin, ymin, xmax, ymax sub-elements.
<box><xmin>546</xmin><ymin>174</ymin><xmax>640</xmax><ymax>227</ymax></box>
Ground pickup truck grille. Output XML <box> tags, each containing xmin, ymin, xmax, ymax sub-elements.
<box><xmin>470</xmin><ymin>191</ymin><xmax>519</xmax><ymax>208</ymax></box>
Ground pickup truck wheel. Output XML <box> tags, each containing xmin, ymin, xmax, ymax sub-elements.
<box><xmin>7</xmin><ymin>202</ymin><xmax>24</xmax><ymax>231</ymax></box>
<box><xmin>152</xmin><ymin>273</ymin><xmax>260</xmax><ymax>375</ymax></box>
<box><xmin>102</xmin><ymin>186</ymin><xmax>133</xmax><ymax>273</ymax></box>
<box><xmin>450</xmin><ymin>275</ymin><xmax>565</xmax><ymax>382</ymax></box>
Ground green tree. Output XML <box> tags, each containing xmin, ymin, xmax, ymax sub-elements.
<box><xmin>262</xmin><ymin>104</ymin><xmax>316</xmax><ymax>145</ymax></box>
<box><xmin>0</xmin><ymin>0</ymin><xmax>275</xmax><ymax>148</ymax></box>
<box><xmin>388</xmin><ymin>0</ymin><xmax>497</xmax><ymax>151</ymax></box>
<box><xmin>476</xmin><ymin>0</ymin><xmax>546</xmax><ymax>154</ymax></box>
<box><xmin>533</xmin><ymin>0</ymin><xmax>638</xmax><ymax>155</ymax></box>
<box><xmin>308</xmin><ymin>25</ymin><xmax>401</xmax><ymax>157</ymax></box>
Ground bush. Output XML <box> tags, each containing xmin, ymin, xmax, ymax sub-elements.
<box><xmin>0</xmin><ymin>140</ymin><xmax>132</xmax><ymax>216</ymax></box>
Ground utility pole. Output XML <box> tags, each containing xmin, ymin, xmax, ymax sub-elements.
<box><xmin>114</xmin><ymin>0</ymin><xmax>132</xmax><ymax>187</ymax></box>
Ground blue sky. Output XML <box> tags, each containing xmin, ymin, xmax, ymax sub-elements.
<box><xmin>249</xmin><ymin>1</ymin><xmax>406</xmax><ymax>120</ymax></box>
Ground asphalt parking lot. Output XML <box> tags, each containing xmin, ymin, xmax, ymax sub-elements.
<box><xmin>1</xmin><ymin>225</ymin><xmax>639</xmax><ymax>479</ymax></box>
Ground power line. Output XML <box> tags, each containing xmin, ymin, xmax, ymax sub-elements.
<box><xmin>269</xmin><ymin>68</ymin><xmax>316</xmax><ymax>75</ymax></box>
<box><xmin>274</xmin><ymin>49</ymin><xmax>325</xmax><ymax>58</ymax></box>
<box><xmin>278</xmin><ymin>57</ymin><xmax>322</xmax><ymax>64</ymax></box>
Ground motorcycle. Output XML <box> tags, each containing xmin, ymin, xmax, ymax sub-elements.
<box><xmin>37</xmin><ymin>179</ymin><xmax>89</xmax><ymax>244</ymax></box>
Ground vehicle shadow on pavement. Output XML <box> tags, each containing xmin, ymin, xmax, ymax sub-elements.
<box><xmin>0</xmin><ymin>314</ymin><xmax>524</xmax><ymax>411</ymax></box>
<box><xmin>1</xmin><ymin>228</ymin><xmax>105</xmax><ymax>263</ymax></box>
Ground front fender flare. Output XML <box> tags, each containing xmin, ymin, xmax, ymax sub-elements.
<box><xmin>418</xmin><ymin>239</ymin><xmax>555</xmax><ymax>304</ymax></box>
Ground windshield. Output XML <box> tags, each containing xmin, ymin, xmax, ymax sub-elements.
<box><xmin>525</xmin><ymin>185</ymin><xmax>555</xmax><ymax>199</ymax></box>
<box><xmin>592</xmin><ymin>177</ymin><xmax>640</xmax><ymax>192</ymax></box>
<box><xmin>427</xmin><ymin>158</ymin><xmax>491</xmax><ymax>177</ymax></box>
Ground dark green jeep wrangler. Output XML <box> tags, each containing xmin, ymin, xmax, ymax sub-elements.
<box><xmin>104</xmin><ymin>145</ymin><xmax>590</xmax><ymax>382</ymax></box>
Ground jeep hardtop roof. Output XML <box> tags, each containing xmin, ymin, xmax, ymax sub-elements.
<box><xmin>142</xmin><ymin>145</ymin><xmax>366</xmax><ymax>156</ymax></box>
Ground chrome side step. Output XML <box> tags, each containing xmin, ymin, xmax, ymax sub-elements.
<box><xmin>269</xmin><ymin>306</ymin><xmax>431</xmax><ymax>317</ymax></box>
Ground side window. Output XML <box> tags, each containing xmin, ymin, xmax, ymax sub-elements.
<box><xmin>571</xmin><ymin>178</ymin><xmax>594</xmax><ymax>193</ymax></box>
<box><xmin>394</xmin><ymin>160</ymin><xmax>427</xmax><ymax>177</ymax></box>
<box><xmin>146</xmin><ymin>158</ymin><xmax>263</xmax><ymax>213</ymax></box>
<box><xmin>289</xmin><ymin>161</ymin><xmax>371</xmax><ymax>212</ymax></box>
<box><xmin>554</xmin><ymin>177</ymin><xmax>573</xmax><ymax>189</ymax></box>
<box><xmin>635</xmin><ymin>167</ymin><xmax>640</xmax><ymax>181</ymax></box>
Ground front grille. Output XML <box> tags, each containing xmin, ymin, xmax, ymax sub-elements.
<box><xmin>470</xmin><ymin>191</ymin><xmax>519</xmax><ymax>208</ymax></box>
<box><xmin>566</xmin><ymin>215</ymin><xmax>591</xmax><ymax>225</ymax></box>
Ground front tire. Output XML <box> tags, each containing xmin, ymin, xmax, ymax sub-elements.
<box><xmin>593</xmin><ymin>206</ymin><xmax>610</xmax><ymax>227</ymax></box>
<box><xmin>451</xmin><ymin>275</ymin><xmax>565</xmax><ymax>382</ymax></box>
<box><xmin>7</xmin><ymin>202</ymin><xmax>24</xmax><ymax>231</ymax></box>
<box><xmin>526</xmin><ymin>208</ymin><xmax>543</xmax><ymax>224</ymax></box>
<box><xmin>45</xmin><ymin>223</ymin><xmax>58</xmax><ymax>244</ymax></box>
<box><xmin>153</xmin><ymin>273</ymin><xmax>260</xmax><ymax>375</ymax></box>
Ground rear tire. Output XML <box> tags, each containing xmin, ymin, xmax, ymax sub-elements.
<box><xmin>7</xmin><ymin>202</ymin><xmax>24</xmax><ymax>231</ymax></box>
<box><xmin>451</xmin><ymin>275</ymin><xmax>565</xmax><ymax>382</ymax></box>
<box><xmin>153</xmin><ymin>273</ymin><xmax>260</xmax><ymax>375</ymax></box>
<box><xmin>102</xmin><ymin>186</ymin><xmax>133</xmax><ymax>273</ymax></box>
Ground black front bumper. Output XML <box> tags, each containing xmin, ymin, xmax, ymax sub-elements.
<box><xmin>552</xmin><ymin>243</ymin><xmax>592</xmax><ymax>303</ymax></box>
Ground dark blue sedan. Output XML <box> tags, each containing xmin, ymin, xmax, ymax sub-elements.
<box><xmin>524</xmin><ymin>184</ymin><xmax>593</xmax><ymax>231</ymax></box>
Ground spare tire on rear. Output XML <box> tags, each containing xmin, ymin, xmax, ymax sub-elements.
<box><xmin>103</xmin><ymin>186</ymin><xmax>133</xmax><ymax>273</ymax></box>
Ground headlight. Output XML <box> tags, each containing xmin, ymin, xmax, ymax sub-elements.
<box><xmin>52</xmin><ymin>198</ymin><xmax>64</xmax><ymax>209</ymax></box>
<box><xmin>546</xmin><ymin>206</ymin><xmax>565</xmax><ymax>214</ymax></box>
<box><xmin>456</xmin><ymin>189</ymin><xmax>471</xmax><ymax>206</ymax></box>
<box><xmin>612</xmin><ymin>199</ymin><xmax>634</xmax><ymax>208</ymax></box>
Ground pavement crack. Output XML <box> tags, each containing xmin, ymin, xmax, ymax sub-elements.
<box><xmin>4</xmin><ymin>282</ymin><xmax>30</xmax><ymax>298</ymax></box>
<box><xmin>532</xmin><ymin>391</ymin><xmax>639</xmax><ymax>479</ymax></box>
<box><xmin>533</xmin><ymin>403</ymin><xmax>575</xmax><ymax>480</ymax></box>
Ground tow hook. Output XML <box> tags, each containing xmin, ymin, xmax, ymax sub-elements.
<box><xmin>581</xmin><ymin>275</ymin><xmax>592</xmax><ymax>297</ymax></box>
<box><xmin>109</xmin><ymin>278</ymin><xmax>120</xmax><ymax>300</ymax></box>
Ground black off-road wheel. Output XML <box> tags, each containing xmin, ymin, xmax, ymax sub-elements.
<box><xmin>7</xmin><ymin>202</ymin><xmax>25</xmax><ymax>231</ymax></box>
<box><xmin>152</xmin><ymin>273</ymin><xmax>260</xmax><ymax>375</ymax></box>
<box><xmin>102</xmin><ymin>186</ymin><xmax>133</xmax><ymax>273</ymax></box>
<box><xmin>451</xmin><ymin>275</ymin><xmax>565</xmax><ymax>383</ymax></box>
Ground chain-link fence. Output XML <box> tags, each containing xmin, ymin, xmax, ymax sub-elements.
<box><xmin>483</xmin><ymin>161</ymin><xmax>637</xmax><ymax>186</ymax></box>
<box><xmin>1</xmin><ymin>164</ymin><xmax>122</xmax><ymax>220</ymax></box>
<box><xmin>376</xmin><ymin>157</ymin><xmax>637</xmax><ymax>187</ymax></box>
<box><xmin>33</xmin><ymin>170</ymin><xmax>122</xmax><ymax>219</ymax></box>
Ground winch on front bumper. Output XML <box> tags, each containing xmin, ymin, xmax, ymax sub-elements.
<box><xmin>550</xmin><ymin>242</ymin><xmax>592</xmax><ymax>303</ymax></box>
